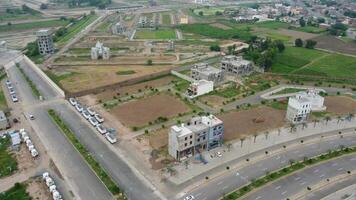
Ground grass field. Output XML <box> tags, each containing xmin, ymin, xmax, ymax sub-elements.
<box><xmin>0</xmin><ymin>183</ymin><xmax>31</xmax><ymax>200</ymax></box>
<box><xmin>162</xmin><ymin>13</ymin><xmax>171</xmax><ymax>25</ymax></box>
<box><xmin>116</xmin><ymin>70</ymin><xmax>136</xmax><ymax>75</ymax></box>
<box><xmin>0</xmin><ymin>19</ymin><xmax>68</xmax><ymax>32</ymax></box>
<box><xmin>0</xmin><ymin>88</ymin><xmax>8</xmax><ymax>111</ymax></box>
<box><xmin>135</xmin><ymin>29</ymin><xmax>176</xmax><ymax>39</ymax></box>
<box><xmin>56</xmin><ymin>14</ymin><xmax>98</xmax><ymax>45</ymax></box>
<box><xmin>0</xmin><ymin>137</ymin><xmax>18</xmax><ymax>178</ymax></box>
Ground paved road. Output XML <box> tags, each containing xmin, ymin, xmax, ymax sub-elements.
<box><xmin>184</xmin><ymin>131</ymin><xmax>356</xmax><ymax>200</ymax></box>
<box><xmin>243</xmin><ymin>154</ymin><xmax>356</xmax><ymax>200</ymax></box>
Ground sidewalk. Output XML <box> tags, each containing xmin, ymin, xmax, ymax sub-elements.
<box><xmin>168</xmin><ymin>118</ymin><xmax>356</xmax><ymax>185</ymax></box>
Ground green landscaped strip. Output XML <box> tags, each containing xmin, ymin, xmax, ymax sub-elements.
<box><xmin>56</xmin><ymin>14</ymin><xmax>98</xmax><ymax>45</ymax></box>
<box><xmin>116</xmin><ymin>70</ymin><xmax>136</xmax><ymax>75</ymax></box>
<box><xmin>16</xmin><ymin>65</ymin><xmax>41</xmax><ymax>98</ymax></box>
<box><xmin>0</xmin><ymin>137</ymin><xmax>18</xmax><ymax>178</ymax></box>
<box><xmin>135</xmin><ymin>29</ymin><xmax>176</xmax><ymax>39</ymax></box>
<box><xmin>272</xmin><ymin>88</ymin><xmax>305</xmax><ymax>95</ymax></box>
<box><xmin>224</xmin><ymin>146</ymin><xmax>356</xmax><ymax>200</ymax></box>
<box><xmin>0</xmin><ymin>19</ymin><xmax>69</xmax><ymax>32</ymax></box>
<box><xmin>0</xmin><ymin>183</ymin><xmax>31</xmax><ymax>200</ymax></box>
<box><xmin>47</xmin><ymin>110</ymin><xmax>127</xmax><ymax>200</ymax></box>
<box><xmin>162</xmin><ymin>14</ymin><xmax>171</xmax><ymax>25</ymax></box>
<box><xmin>0</xmin><ymin>89</ymin><xmax>8</xmax><ymax>111</ymax></box>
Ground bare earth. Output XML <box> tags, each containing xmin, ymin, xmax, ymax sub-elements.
<box><xmin>325</xmin><ymin>96</ymin><xmax>356</xmax><ymax>115</ymax></box>
<box><xmin>314</xmin><ymin>35</ymin><xmax>356</xmax><ymax>56</ymax></box>
<box><xmin>278</xmin><ymin>28</ymin><xmax>318</xmax><ymax>40</ymax></box>
<box><xmin>218</xmin><ymin>106</ymin><xmax>285</xmax><ymax>141</ymax></box>
<box><xmin>200</xmin><ymin>95</ymin><xmax>225</xmax><ymax>108</ymax></box>
<box><xmin>110</xmin><ymin>94</ymin><xmax>191</xmax><ymax>127</ymax></box>
<box><xmin>26</xmin><ymin>178</ymin><xmax>52</xmax><ymax>200</ymax></box>
<box><xmin>149</xmin><ymin>128</ymin><xmax>169</xmax><ymax>150</ymax></box>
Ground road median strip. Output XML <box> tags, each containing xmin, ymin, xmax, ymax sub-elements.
<box><xmin>16</xmin><ymin>63</ymin><xmax>41</xmax><ymax>98</ymax></box>
<box><xmin>48</xmin><ymin>109</ymin><xmax>127</xmax><ymax>200</ymax></box>
<box><xmin>223</xmin><ymin>146</ymin><xmax>356</xmax><ymax>200</ymax></box>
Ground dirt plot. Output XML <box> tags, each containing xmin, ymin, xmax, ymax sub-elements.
<box><xmin>149</xmin><ymin>128</ymin><xmax>169</xmax><ymax>150</ymax></box>
<box><xmin>16</xmin><ymin>144</ymin><xmax>37</xmax><ymax>172</ymax></box>
<box><xmin>27</xmin><ymin>178</ymin><xmax>51</xmax><ymax>200</ymax></box>
<box><xmin>313</xmin><ymin>35</ymin><xmax>356</xmax><ymax>56</ymax></box>
<box><xmin>94</xmin><ymin>75</ymin><xmax>176</xmax><ymax>102</ymax></box>
<box><xmin>110</xmin><ymin>94</ymin><xmax>191</xmax><ymax>127</ymax></box>
<box><xmin>200</xmin><ymin>95</ymin><xmax>225</xmax><ymax>108</ymax></box>
<box><xmin>218</xmin><ymin>106</ymin><xmax>285</xmax><ymax>141</ymax></box>
<box><xmin>278</xmin><ymin>29</ymin><xmax>317</xmax><ymax>40</ymax></box>
<box><xmin>325</xmin><ymin>96</ymin><xmax>356</xmax><ymax>115</ymax></box>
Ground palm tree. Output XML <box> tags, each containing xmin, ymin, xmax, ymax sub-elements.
<box><xmin>253</xmin><ymin>133</ymin><xmax>258</xmax><ymax>143</ymax></box>
<box><xmin>347</xmin><ymin>113</ymin><xmax>355</xmax><ymax>122</ymax></box>
<box><xmin>166</xmin><ymin>165</ymin><xmax>177</xmax><ymax>176</ymax></box>
<box><xmin>264</xmin><ymin>131</ymin><xmax>269</xmax><ymax>140</ymax></box>
<box><xmin>337</xmin><ymin>116</ymin><xmax>342</xmax><ymax>124</ymax></box>
<box><xmin>240</xmin><ymin>137</ymin><xmax>245</xmax><ymax>147</ymax></box>
<box><xmin>302</xmin><ymin>122</ymin><xmax>308</xmax><ymax>130</ymax></box>
<box><xmin>324</xmin><ymin>116</ymin><xmax>331</xmax><ymax>125</ymax></box>
<box><xmin>289</xmin><ymin>123</ymin><xmax>296</xmax><ymax>133</ymax></box>
<box><xmin>312</xmin><ymin>119</ymin><xmax>319</xmax><ymax>128</ymax></box>
<box><xmin>184</xmin><ymin>160</ymin><xmax>189</xmax><ymax>169</ymax></box>
<box><xmin>227</xmin><ymin>143</ymin><xmax>232</xmax><ymax>152</ymax></box>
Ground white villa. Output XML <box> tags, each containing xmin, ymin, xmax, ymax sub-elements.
<box><xmin>91</xmin><ymin>41</ymin><xmax>110</xmax><ymax>60</ymax></box>
<box><xmin>187</xmin><ymin>80</ymin><xmax>214</xmax><ymax>98</ymax></box>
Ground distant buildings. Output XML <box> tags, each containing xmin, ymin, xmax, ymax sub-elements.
<box><xmin>168</xmin><ymin>115</ymin><xmax>224</xmax><ymax>161</ymax></box>
<box><xmin>286</xmin><ymin>90</ymin><xmax>325</xmax><ymax>124</ymax></box>
<box><xmin>0</xmin><ymin>111</ymin><xmax>9</xmax><ymax>130</ymax></box>
<box><xmin>36</xmin><ymin>29</ymin><xmax>54</xmax><ymax>55</ymax></box>
<box><xmin>91</xmin><ymin>41</ymin><xmax>110</xmax><ymax>60</ymax></box>
<box><xmin>187</xmin><ymin>80</ymin><xmax>214</xmax><ymax>98</ymax></box>
<box><xmin>138</xmin><ymin>16</ymin><xmax>156</xmax><ymax>28</ymax></box>
<box><xmin>112</xmin><ymin>22</ymin><xmax>127</xmax><ymax>35</ymax></box>
<box><xmin>346</xmin><ymin>29</ymin><xmax>356</xmax><ymax>40</ymax></box>
<box><xmin>0</xmin><ymin>41</ymin><xmax>7</xmax><ymax>51</ymax></box>
<box><xmin>179</xmin><ymin>16</ymin><xmax>189</xmax><ymax>24</ymax></box>
<box><xmin>191</xmin><ymin>63</ymin><xmax>224</xmax><ymax>84</ymax></box>
<box><xmin>221</xmin><ymin>55</ymin><xmax>253</xmax><ymax>76</ymax></box>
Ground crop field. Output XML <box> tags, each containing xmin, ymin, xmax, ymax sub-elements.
<box><xmin>313</xmin><ymin>35</ymin><xmax>356</xmax><ymax>56</ymax></box>
<box><xmin>218</xmin><ymin>106</ymin><xmax>285</xmax><ymax>141</ymax></box>
<box><xmin>162</xmin><ymin>13</ymin><xmax>171</xmax><ymax>25</ymax></box>
<box><xmin>109</xmin><ymin>94</ymin><xmax>191</xmax><ymax>127</ymax></box>
<box><xmin>135</xmin><ymin>29</ymin><xmax>176</xmax><ymax>39</ymax></box>
<box><xmin>0</xmin><ymin>19</ymin><xmax>69</xmax><ymax>32</ymax></box>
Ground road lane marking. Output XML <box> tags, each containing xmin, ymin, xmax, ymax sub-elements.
<box><xmin>332</xmin><ymin>163</ymin><xmax>338</xmax><ymax>166</ymax></box>
<box><xmin>338</xmin><ymin>167</ymin><xmax>344</xmax><ymax>171</ymax></box>
<box><xmin>217</xmin><ymin>181</ymin><xmax>224</xmax><ymax>185</ymax></box>
<box><xmin>275</xmin><ymin>185</ymin><xmax>281</xmax><ymax>190</ymax></box>
<box><xmin>313</xmin><ymin>169</ymin><xmax>319</xmax><ymax>173</ymax></box>
<box><xmin>255</xmin><ymin>196</ymin><xmax>262</xmax><ymax>200</ymax></box>
<box><xmin>222</xmin><ymin>185</ymin><xmax>228</xmax><ymax>190</ymax></box>
<box><xmin>300</xmin><ymin>181</ymin><xmax>306</xmax><ymax>186</ymax></box>
<box><xmin>350</xmin><ymin>158</ymin><xmax>356</xmax><ymax>161</ymax></box>
<box><xmin>294</xmin><ymin>177</ymin><xmax>301</xmax><ymax>181</ymax></box>
<box><xmin>281</xmin><ymin>160</ymin><xmax>286</xmax><ymax>164</ymax></box>
<box><xmin>282</xmin><ymin>191</ymin><xmax>287</xmax><ymax>195</ymax></box>
<box><xmin>320</xmin><ymin>174</ymin><xmax>325</xmax><ymax>178</ymax></box>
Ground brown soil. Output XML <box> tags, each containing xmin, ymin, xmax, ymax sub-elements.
<box><xmin>26</xmin><ymin>178</ymin><xmax>51</xmax><ymax>200</ymax></box>
<box><xmin>200</xmin><ymin>95</ymin><xmax>225</xmax><ymax>108</ymax></box>
<box><xmin>278</xmin><ymin>29</ymin><xmax>318</xmax><ymax>40</ymax></box>
<box><xmin>218</xmin><ymin>106</ymin><xmax>285</xmax><ymax>141</ymax></box>
<box><xmin>149</xmin><ymin>128</ymin><xmax>169</xmax><ymax>149</ymax></box>
<box><xmin>325</xmin><ymin>96</ymin><xmax>356</xmax><ymax>115</ymax></box>
<box><xmin>110</xmin><ymin>94</ymin><xmax>191</xmax><ymax>127</ymax></box>
<box><xmin>15</xmin><ymin>144</ymin><xmax>37</xmax><ymax>172</ymax></box>
<box><xmin>313</xmin><ymin>35</ymin><xmax>356</xmax><ymax>56</ymax></box>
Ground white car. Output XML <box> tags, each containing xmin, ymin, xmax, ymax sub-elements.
<box><xmin>45</xmin><ymin>177</ymin><xmax>54</xmax><ymax>187</ymax></box>
<box><xmin>82</xmin><ymin>110</ymin><xmax>91</xmax><ymax>120</ymax></box>
<box><xmin>31</xmin><ymin>149</ymin><xmax>39</xmax><ymax>157</ymax></box>
<box><xmin>49</xmin><ymin>185</ymin><xmax>57</xmax><ymax>193</ymax></box>
<box><xmin>7</xmin><ymin>83</ymin><xmax>13</xmax><ymax>90</ymax></box>
<box><xmin>5</xmin><ymin>80</ymin><xmax>11</xmax><ymax>85</ymax></box>
<box><xmin>28</xmin><ymin>145</ymin><xmax>35</xmax><ymax>151</ymax></box>
<box><xmin>29</xmin><ymin>114</ymin><xmax>35</xmax><ymax>120</ymax></box>
<box><xmin>87</xmin><ymin>107</ymin><xmax>96</xmax><ymax>116</ymax></box>
<box><xmin>42</xmin><ymin>172</ymin><xmax>49</xmax><ymax>180</ymax></box>
<box><xmin>69</xmin><ymin>98</ymin><xmax>77</xmax><ymax>106</ymax></box>
<box><xmin>184</xmin><ymin>195</ymin><xmax>195</xmax><ymax>200</ymax></box>
<box><xmin>96</xmin><ymin>124</ymin><xmax>107</xmax><ymax>135</ymax></box>
<box><xmin>89</xmin><ymin>117</ymin><xmax>99</xmax><ymax>126</ymax></box>
<box><xmin>9</xmin><ymin>89</ymin><xmax>16</xmax><ymax>95</ymax></box>
<box><xmin>75</xmin><ymin>104</ymin><xmax>83</xmax><ymax>112</ymax></box>
<box><xmin>94</xmin><ymin>114</ymin><xmax>104</xmax><ymax>123</ymax></box>
<box><xmin>105</xmin><ymin>133</ymin><xmax>117</xmax><ymax>144</ymax></box>
<box><xmin>11</xmin><ymin>94</ymin><xmax>18</xmax><ymax>102</ymax></box>
<box><xmin>217</xmin><ymin>152</ymin><xmax>222</xmax><ymax>157</ymax></box>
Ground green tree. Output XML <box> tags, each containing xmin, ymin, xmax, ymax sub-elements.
<box><xmin>299</xmin><ymin>17</ymin><xmax>306</xmax><ymax>27</ymax></box>
<box><xmin>198</xmin><ymin>11</ymin><xmax>204</xmax><ymax>16</ymax></box>
<box><xmin>305</xmin><ymin>40</ymin><xmax>317</xmax><ymax>49</ymax></box>
<box><xmin>295</xmin><ymin>38</ymin><xmax>303</xmax><ymax>47</ymax></box>
<box><xmin>210</xmin><ymin>44</ymin><xmax>221</xmax><ymax>51</ymax></box>
<box><xmin>146</xmin><ymin>59</ymin><xmax>153</xmax><ymax>65</ymax></box>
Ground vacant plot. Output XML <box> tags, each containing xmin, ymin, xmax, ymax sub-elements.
<box><xmin>0</xmin><ymin>137</ymin><xmax>18</xmax><ymax>178</ymax></box>
<box><xmin>162</xmin><ymin>13</ymin><xmax>171</xmax><ymax>25</ymax></box>
<box><xmin>278</xmin><ymin>29</ymin><xmax>317</xmax><ymax>40</ymax></box>
<box><xmin>110</xmin><ymin>94</ymin><xmax>191</xmax><ymax>127</ymax></box>
<box><xmin>0</xmin><ymin>19</ymin><xmax>68</xmax><ymax>32</ymax></box>
<box><xmin>149</xmin><ymin>128</ymin><xmax>169</xmax><ymax>149</ymax></box>
<box><xmin>218</xmin><ymin>106</ymin><xmax>285</xmax><ymax>141</ymax></box>
<box><xmin>135</xmin><ymin>29</ymin><xmax>176</xmax><ymax>40</ymax></box>
<box><xmin>200</xmin><ymin>95</ymin><xmax>225</xmax><ymax>108</ymax></box>
<box><xmin>325</xmin><ymin>96</ymin><xmax>356</xmax><ymax>115</ymax></box>
<box><xmin>313</xmin><ymin>35</ymin><xmax>356</xmax><ymax>56</ymax></box>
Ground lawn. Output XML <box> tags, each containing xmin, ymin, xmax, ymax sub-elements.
<box><xmin>0</xmin><ymin>137</ymin><xmax>18</xmax><ymax>178</ymax></box>
<box><xmin>172</xmin><ymin>78</ymin><xmax>190</xmax><ymax>91</ymax></box>
<box><xmin>116</xmin><ymin>70</ymin><xmax>136</xmax><ymax>75</ymax></box>
<box><xmin>0</xmin><ymin>19</ymin><xmax>69</xmax><ymax>32</ymax></box>
<box><xmin>0</xmin><ymin>88</ymin><xmax>8</xmax><ymax>111</ymax></box>
<box><xmin>272</xmin><ymin>88</ymin><xmax>305</xmax><ymax>95</ymax></box>
<box><xmin>135</xmin><ymin>29</ymin><xmax>176</xmax><ymax>39</ymax></box>
<box><xmin>56</xmin><ymin>14</ymin><xmax>98</xmax><ymax>45</ymax></box>
<box><xmin>293</xmin><ymin>54</ymin><xmax>356</xmax><ymax>78</ymax></box>
<box><xmin>0</xmin><ymin>183</ymin><xmax>31</xmax><ymax>200</ymax></box>
<box><xmin>271</xmin><ymin>47</ymin><xmax>327</xmax><ymax>73</ymax></box>
<box><xmin>162</xmin><ymin>13</ymin><xmax>171</xmax><ymax>25</ymax></box>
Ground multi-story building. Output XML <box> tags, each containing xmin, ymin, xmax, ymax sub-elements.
<box><xmin>221</xmin><ymin>55</ymin><xmax>253</xmax><ymax>76</ymax></box>
<box><xmin>168</xmin><ymin>115</ymin><xmax>224</xmax><ymax>161</ymax></box>
<box><xmin>36</xmin><ymin>29</ymin><xmax>54</xmax><ymax>55</ymax></box>
<box><xmin>112</xmin><ymin>22</ymin><xmax>127</xmax><ymax>35</ymax></box>
<box><xmin>191</xmin><ymin>63</ymin><xmax>224</xmax><ymax>84</ymax></box>
<box><xmin>286</xmin><ymin>94</ymin><xmax>311</xmax><ymax>124</ymax></box>
<box><xmin>91</xmin><ymin>41</ymin><xmax>110</xmax><ymax>60</ymax></box>
<box><xmin>187</xmin><ymin>80</ymin><xmax>214</xmax><ymax>98</ymax></box>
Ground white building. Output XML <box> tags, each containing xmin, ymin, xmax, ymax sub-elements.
<box><xmin>187</xmin><ymin>80</ymin><xmax>214</xmax><ymax>98</ymax></box>
<box><xmin>112</xmin><ymin>22</ymin><xmax>127</xmax><ymax>35</ymax></box>
<box><xmin>168</xmin><ymin>115</ymin><xmax>224</xmax><ymax>161</ymax></box>
<box><xmin>286</xmin><ymin>90</ymin><xmax>325</xmax><ymax>124</ymax></box>
<box><xmin>91</xmin><ymin>41</ymin><xmax>110</xmax><ymax>60</ymax></box>
<box><xmin>191</xmin><ymin>63</ymin><xmax>224</xmax><ymax>84</ymax></box>
<box><xmin>37</xmin><ymin>29</ymin><xmax>54</xmax><ymax>55</ymax></box>
<box><xmin>0</xmin><ymin>41</ymin><xmax>7</xmax><ymax>51</ymax></box>
<box><xmin>221</xmin><ymin>55</ymin><xmax>253</xmax><ymax>76</ymax></box>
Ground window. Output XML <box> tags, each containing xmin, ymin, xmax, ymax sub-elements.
<box><xmin>185</xmin><ymin>137</ymin><xmax>187</xmax><ymax>141</ymax></box>
<box><xmin>197</xmin><ymin>139</ymin><xmax>200</xmax><ymax>142</ymax></box>
<box><xmin>190</xmin><ymin>141</ymin><xmax>192</xmax><ymax>145</ymax></box>
<box><xmin>185</xmin><ymin>143</ymin><xmax>187</xmax><ymax>147</ymax></box>
<box><xmin>203</xmin><ymin>136</ymin><xmax>206</xmax><ymax>140</ymax></box>
<box><xmin>190</xmin><ymin>135</ymin><xmax>192</xmax><ymax>139</ymax></box>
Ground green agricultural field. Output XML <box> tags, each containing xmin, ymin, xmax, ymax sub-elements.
<box><xmin>0</xmin><ymin>137</ymin><xmax>18</xmax><ymax>178</ymax></box>
<box><xmin>0</xmin><ymin>88</ymin><xmax>8</xmax><ymax>111</ymax></box>
<box><xmin>293</xmin><ymin>54</ymin><xmax>356</xmax><ymax>78</ymax></box>
<box><xmin>271</xmin><ymin>47</ymin><xmax>327</xmax><ymax>73</ymax></box>
<box><xmin>178</xmin><ymin>23</ymin><xmax>252</xmax><ymax>41</ymax></box>
<box><xmin>254</xmin><ymin>21</ymin><xmax>289</xmax><ymax>29</ymax></box>
<box><xmin>0</xmin><ymin>183</ymin><xmax>31</xmax><ymax>200</ymax></box>
<box><xmin>56</xmin><ymin>14</ymin><xmax>98</xmax><ymax>45</ymax></box>
<box><xmin>162</xmin><ymin>13</ymin><xmax>171</xmax><ymax>25</ymax></box>
<box><xmin>294</xmin><ymin>26</ymin><xmax>326</xmax><ymax>33</ymax></box>
<box><xmin>0</xmin><ymin>19</ymin><xmax>69</xmax><ymax>32</ymax></box>
<box><xmin>135</xmin><ymin>29</ymin><xmax>176</xmax><ymax>39</ymax></box>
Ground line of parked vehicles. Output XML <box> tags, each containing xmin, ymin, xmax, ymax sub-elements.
<box><xmin>20</xmin><ymin>129</ymin><xmax>39</xmax><ymax>158</ymax></box>
<box><xmin>42</xmin><ymin>172</ymin><xmax>63</xmax><ymax>200</ymax></box>
<box><xmin>69</xmin><ymin>98</ymin><xmax>117</xmax><ymax>144</ymax></box>
<box><xmin>5</xmin><ymin>79</ymin><xmax>18</xmax><ymax>102</ymax></box>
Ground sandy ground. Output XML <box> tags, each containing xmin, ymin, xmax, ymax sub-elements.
<box><xmin>110</xmin><ymin>94</ymin><xmax>191</xmax><ymax>127</ymax></box>
<box><xmin>26</xmin><ymin>178</ymin><xmax>52</xmax><ymax>200</ymax></box>
<box><xmin>325</xmin><ymin>96</ymin><xmax>356</xmax><ymax>115</ymax></box>
<box><xmin>199</xmin><ymin>95</ymin><xmax>225</xmax><ymax>108</ymax></box>
<box><xmin>148</xmin><ymin>128</ymin><xmax>169</xmax><ymax>150</ymax></box>
<box><xmin>218</xmin><ymin>106</ymin><xmax>286</xmax><ymax>141</ymax></box>
<box><xmin>314</xmin><ymin>35</ymin><xmax>356</xmax><ymax>56</ymax></box>
<box><xmin>15</xmin><ymin>144</ymin><xmax>38</xmax><ymax>172</ymax></box>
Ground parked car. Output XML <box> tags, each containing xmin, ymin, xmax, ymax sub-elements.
<box><xmin>105</xmin><ymin>133</ymin><xmax>117</xmax><ymax>144</ymax></box>
<box><xmin>31</xmin><ymin>149</ymin><xmax>39</xmax><ymax>157</ymax></box>
<box><xmin>11</xmin><ymin>94</ymin><xmax>18</xmax><ymax>102</ymax></box>
<box><xmin>42</xmin><ymin>172</ymin><xmax>49</xmax><ymax>180</ymax></box>
<box><xmin>75</xmin><ymin>103</ymin><xmax>83</xmax><ymax>112</ymax></box>
<box><xmin>7</xmin><ymin>83</ymin><xmax>13</xmax><ymax>90</ymax></box>
<box><xmin>94</xmin><ymin>114</ymin><xmax>104</xmax><ymax>123</ymax></box>
<box><xmin>89</xmin><ymin>117</ymin><xmax>99</xmax><ymax>126</ymax></box>
<box><xmin>29</xmin><ymin>114</ymin><xmax>35</xmax><ymax>120</ymax></box>
<box><xmin>82</xmin><ymin>110</ymin><xmax>91</xmax><ymax>120</ymax></box>
<box><xmin>96</xmin><ymin>124</ymin><xmax>107</xmax><ymax>135</ymax></box>
<box><xmin>45</xmin><ymin>177</ymin><xmax>54</xmax><ymax>187</ymax></box>
<box><xmin>5</xmin><ymin>80</ymin><xmax>11</xmax><ymax>85</ymax></box>
<box><xmin>184</xmin><ymin>195</ymin><xmax>195</xmax><ymax>200</ymax></box>
<box><xmin>87</xmin><ymin>107</ymin><xmax>96</xmax><ymax>116</ymax></box>
<box><xmin>69</xmin><ymin>98</ymin><xmax>77</xmax><ymax>106</ymax></box>
<box><xmin>9</xmin><ymin>88</ymin><xmax>16</xmax><ymax>95</ymax></box>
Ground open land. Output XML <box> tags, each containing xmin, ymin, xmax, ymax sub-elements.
<box><xmin>325</xmin><ymin>96</ymin><xmax>356</xmax><ymax>115</ymax></box>
<box><xmin>135</xmin><ymin>29</ymin><xmax>176</xmax><ymax>40</ymax></box>
<box><xmin>313</xmin><ymin>35</ymin><xmax>356</xmax><ymax>56</ymax></box>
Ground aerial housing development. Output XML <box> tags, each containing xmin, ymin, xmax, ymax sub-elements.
<box><xmin>0</xmin><ymin>0</ymin><xmax>356</xmax><ymax>200</ymax></box>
